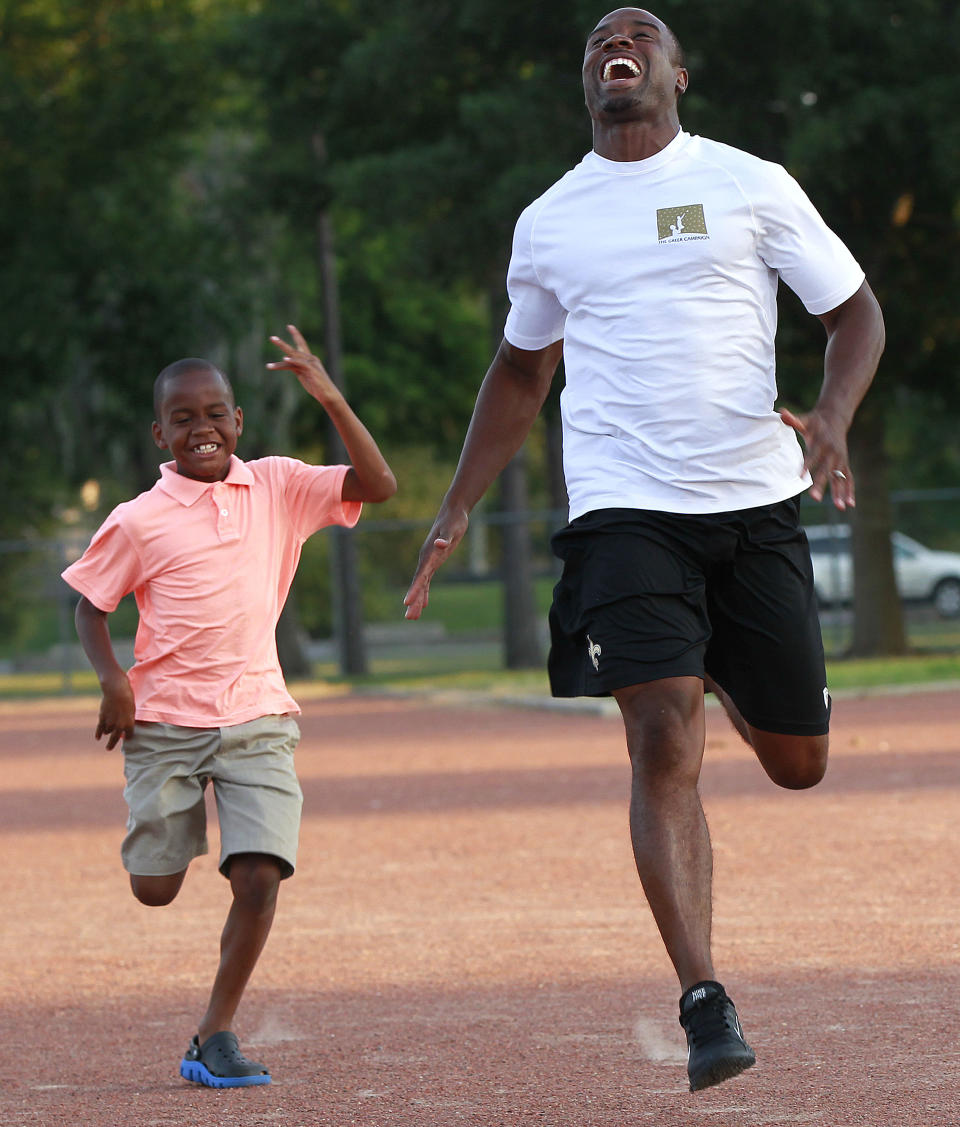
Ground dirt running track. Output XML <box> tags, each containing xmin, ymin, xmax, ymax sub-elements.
<box><xmin>1</xmin><ymin>686</ymin><xmax>959</xmax><ymax>1127</ymax></box>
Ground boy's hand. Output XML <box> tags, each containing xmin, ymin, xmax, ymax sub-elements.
<box><xmin>96</xmin><ymin>672</ymin><xmax>136</xmax><ymax>750</ymax></box>
<box><xmin>266</xmin><ymin>322</ymin><xmax>397</xmax><ymax>504</ymax></box>
<box><xmin>267</xmin><ymin>325</ymin><xmax>342</xmax><ymax>406</ymax></box>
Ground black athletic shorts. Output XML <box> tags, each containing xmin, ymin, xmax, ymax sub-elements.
<box><xmin>547</xmin><ymin>497</ymin><xmax>830</xmax><ymax>736</ymax></box>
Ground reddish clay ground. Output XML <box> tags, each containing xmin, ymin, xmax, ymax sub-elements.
<box><xmin>1</xmin><ymin>686</ymin><xmax>959</xmax><ymax>1126</ymax></box>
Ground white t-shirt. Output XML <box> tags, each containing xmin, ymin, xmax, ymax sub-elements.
<box><xmin>503</xmin><ymin>130</ymin><xmax>865</xmax><ymax>519</ymax></box>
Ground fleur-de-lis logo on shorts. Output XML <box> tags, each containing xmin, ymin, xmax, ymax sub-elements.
<box><xmin>586</xmin><ymin>634</ymin><xmax>602</xmax><ymax>671</ymax></box>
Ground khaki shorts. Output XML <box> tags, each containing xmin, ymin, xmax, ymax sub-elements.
<box><xmin>121</xmin><ymin>714</ymin><xmax>302</xmax><ymax>880</ymax></box>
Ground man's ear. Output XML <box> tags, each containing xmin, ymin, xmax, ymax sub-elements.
<box><xmin>676</xmin><ymin>67</ymin><xmax>689</xmax><ymax>97</ymax></box>
<box><xmin>152</xmin><ymin>421</ymin><xmax>168</xmax><ymax>450</ymax></box>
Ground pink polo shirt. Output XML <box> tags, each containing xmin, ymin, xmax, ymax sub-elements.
<box><xmin>62</xmin><ymin>456</ymin><xmax>361</xmax><ymax>727</ymax></box>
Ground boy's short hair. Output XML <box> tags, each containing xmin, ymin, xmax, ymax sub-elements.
<box><xmin>153</xmin><ymin>359</ymin><xmax>235</xmax><ymax>419</ymax></box>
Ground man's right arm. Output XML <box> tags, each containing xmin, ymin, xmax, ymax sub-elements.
<box><xmin>403</xmin><ymin>337</ymin><xmax>563</xmax><ymax>620</ymax></box>
<box><xmin>74</xmin><ymin>596</ymin><xmax>136</xmax><ymax>748</ymax></box>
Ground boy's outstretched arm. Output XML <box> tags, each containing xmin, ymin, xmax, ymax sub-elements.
<box><xmin>74</xmin><ymin>596</ymin><xmax>136</xmax><ymax>749</ymax></box>
<box><xmin>267</xmin><ymin>325</ymin><xmax>397</xmax><ymax>504</ymax></box>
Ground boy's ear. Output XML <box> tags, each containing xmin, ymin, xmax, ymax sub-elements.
<box><xmin>151</xmin><ymin>421</ymin><xmax>168</xmax><ymax>450</ymax></box>
<box><xmin>235</xmin><ymin>406</ymin><xmax>243</xmax><ymax>436</ymax></box>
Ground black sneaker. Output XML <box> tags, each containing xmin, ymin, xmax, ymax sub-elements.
<box><xmin>679</xmin><ymin>980</ymin><xmax>756</xmax><ymax>1092</ymax></box>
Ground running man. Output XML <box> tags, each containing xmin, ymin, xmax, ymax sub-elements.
<box><xmin>404</xmin><ymin>7</ymin><xmax>884</xmax><ymax>1092</ymax></box>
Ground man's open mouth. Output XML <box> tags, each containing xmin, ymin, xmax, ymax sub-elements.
<box><xmin>602</xmin><ymin>57</ymin><xmax>642</xmax><ymax>82</ymax></box>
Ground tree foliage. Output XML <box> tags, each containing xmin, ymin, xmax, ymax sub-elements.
<box><xmin>0</xmin><ymin>0</ymin><xmax>259</xmax><ymax>519</ymax></box>
<box><xmin>1</xmin><ymin>0</ymin><xmax>958</xmax><ymax>658</ymax></box>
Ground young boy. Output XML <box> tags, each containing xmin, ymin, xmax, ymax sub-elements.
<box><xmin>62</xmin><ymin>325</ymin><xmax>396</xmax><ymax>1088</ymax></box>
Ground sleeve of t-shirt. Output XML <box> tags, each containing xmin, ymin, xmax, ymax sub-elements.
<box><xmin>60</xmin><ymin>509</ymin><xmax>144</xmax><ymax>613</ymax></box>
<box><xmin>754</xmin><ymin>164</ymin><xmax>865</xmax><ymax>316</ymax></box>
<box><xmin>502</xmin><ymin>203</ymin><xmax>568</xmax><ymax>350</ymax></box>
<box><xmin>274</xmin><ymin>458</ymin><xmax>363</xmax><ymax>539</ymax></box>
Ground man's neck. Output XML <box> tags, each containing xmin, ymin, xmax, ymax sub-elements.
<box><xmin>591</xmin><ymin>118</ymin><xmax>681</xmax><ymax>162</ymax></box>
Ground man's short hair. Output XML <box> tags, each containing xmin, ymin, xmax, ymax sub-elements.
<box><xmin>657</xmin><ymin>19</ymin><xmax>687</xmax><ymax>98</ymax></box>
<box><xmin>662</xmin><ymin>19</ymin><xmax>686</xmax><ymax>71</ymax></box>
<box><xmin>153</xmin><ymin>359</ymin><xmax>234</xmax><ymax>419</ymax></box>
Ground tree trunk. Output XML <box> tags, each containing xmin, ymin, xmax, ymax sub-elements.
<box><xmin>848</xmin><ymin>397</ymin><xmax>908</xmax><ymax>656</ymax></box>
<box><xmin>488</xmin><ymin>282</ymin><xmax>541</xmax><ymax>669</ymax></box>
<box><xmin>467</xmin><ymin>495</ymin><xmax>490</xmax><ymax>577</ymax></box>
<box><xmin>500</xmin><ymin>449</ymin><xmax>542</xmax><ymax>668</ymax></box>
<box><xmin>276</xmin><ymin>592</ymin><xmax>312</xmax><ymax>678</ymax></box>
<box><xmin>543</xmin><ymin>378</ymin><xmax>568</xmax><ymax>517</ymax></box>
<box><xmin>314</xmin><ymin>131</ymin><xmax>368</xmax><ymax>675</ymax></box>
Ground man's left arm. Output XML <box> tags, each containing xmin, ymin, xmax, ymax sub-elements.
<box><xmin>780</xmin><ymin>280</ymin><xmax>885</xmax><ymax>509</ymax></box>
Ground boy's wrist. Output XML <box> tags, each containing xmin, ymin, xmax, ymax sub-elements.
<box><xmin>99</xmin><ymin>668</ymin><xmax>129</xmax><ymax>691</ymax></box>
<box><xmin>313</xmin><ymin>382</ymin><xmax>348</xmax><ymax>410</ymax></box>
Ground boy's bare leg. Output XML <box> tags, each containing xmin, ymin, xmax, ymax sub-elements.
<box><xmin>613</xmin><ymin>676</ymin><xmax>715</xmax><ymax>991</ymax></box>
<box><xmin>197</xmin><ymin>853</ymin><xmax>283</xmax><ymax>1043</ymax></box>
<box><xmin>130</xmin><ymin>870</ymin><xmax>187</xmax><ymax>906</ymax></box>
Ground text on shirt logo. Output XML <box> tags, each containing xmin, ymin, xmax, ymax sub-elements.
<box><xmin>656</xmin><ymin>203</ymin><xmax>709</xmax><ymax>243</ymax></box>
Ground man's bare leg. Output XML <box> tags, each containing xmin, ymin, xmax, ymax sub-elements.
<box><xmin>704</xmin><ymin>675</ymin><xmax>828</xmax><ymax>790</ymax></box>
<box><xmin>614</xmin><ymin>676</ymin><xmax>714</xmax><ymax>991</ymax></box>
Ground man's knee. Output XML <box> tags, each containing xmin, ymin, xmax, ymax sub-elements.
<box><xmin>615</xmin><ymin>677</ymin><xmax>706</xmax><ymax>785</ymax></box>
<box><xmin>752</xmin><ymin>732</ymin><xmax>828</xmax><ymax>790</ymax></box>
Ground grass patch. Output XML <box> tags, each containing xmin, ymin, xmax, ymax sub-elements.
<box><xmin>404</xmin><ymin>577</ymin><xmax>555</xmax><ymax>635</ymax></box>
<box><xmin>0</xmin><ymin>670</ymin><xmax>100</xmax><ymax>699</ymax></box>
<box><xmin>3</xmin><ymin>636</ymin><xmax>959</xmax><ymax>703</ymax></box>
<box><xmin>824</xmin><ymin>653</ymin><xmax>960</xmax><ymax>690</ymax></box>
<box><xmin>303</xmin><ymin>651</ymin><xmax>960</xmax><ymax>699</ymax></box>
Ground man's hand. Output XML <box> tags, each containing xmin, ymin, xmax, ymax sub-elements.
<box><xmin>403</xmin><ymin>509</ymin><xmax>469</xmax><ymax>620</ymax></box>
<box><xmin>267</xmin><ymin>325</ymin><xmax>342</xmax><ymax>406</ymax></box>
<box><xmin>96</xmin><ymin>672</ymin><xmax>136</xmax><ymax>750</ymax></box>
<box><xmin>403</xmin><ymin>338</ymin><xmax>561</xmax><ymax>620</ymax></box>
<box><xmin>779</xmin><ymin>406</ymin><xmax>854</xmax><ymax>509</ymax></box>
<box><xmin>790</xmin><ymin>280</ymin><xmax>884</xmax><ymax>510</ymax></box>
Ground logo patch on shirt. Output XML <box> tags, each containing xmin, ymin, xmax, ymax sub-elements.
<box><xmin>656</xmin><ymin>203</ymin><xmax>709</xmax><ymax>242</ymax></box>
<box><xmin>586</xmin><ymin>635</ymin><xmax>602</xmax><ymax>671</ymax></box>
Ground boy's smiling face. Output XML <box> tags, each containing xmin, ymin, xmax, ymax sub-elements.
<box><xmin>152</xmin><ymin>367</ymin><xmax>243</xmax><ymax>482</ymax></box>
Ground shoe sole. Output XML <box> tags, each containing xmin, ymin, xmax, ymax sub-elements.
<box><xmin>180</xmin><ymin>1059</ymin><xmax>271</xmax><ymax>1088</ymax></box>
<box><xmin>688</xmin><ymin>1049</ymin><xmax>756</xmax><ymax>1092</ymax></box>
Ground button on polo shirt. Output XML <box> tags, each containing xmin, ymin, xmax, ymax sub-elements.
<box><xmin>63</xmin><ymin>455</ymin><xmax>360</xmax><ymax>727</ymax></box>
<box><xmin>211</xmin><ymin>482</ymin><xmax>239</xmax><ymax>542</ymax></box>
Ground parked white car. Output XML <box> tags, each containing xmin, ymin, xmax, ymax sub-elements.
<box><xmin>806</xmin><ymin>525</ymin><xmax>960</xmax><ymax>618</ymax></box>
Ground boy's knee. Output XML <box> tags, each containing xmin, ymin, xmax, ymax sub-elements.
<box><xmin>228</xmin><ymin>854</ymin><xmax>283</xmax><ymax>913</ymax></box>
<box><xmin>130</xmin><ymin>871</ymin><xmax>186</xmax><ymax>907</ymax></box>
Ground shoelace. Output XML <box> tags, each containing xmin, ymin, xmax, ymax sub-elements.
<box><xmin>683</xmin><ymin>997</ymin><xmax>738</xmax><ymax>1047</ymax></box>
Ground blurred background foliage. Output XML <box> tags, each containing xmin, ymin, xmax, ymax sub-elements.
<box><xmin>1</xmin><ymin>0</ymin><xmax>958</xmax><ymax>652</ymax></box>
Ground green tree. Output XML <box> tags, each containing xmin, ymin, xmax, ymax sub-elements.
<box><xmin>0</xmin><ymin>0</ymin><xmax>260</xmax><ymax>509</ymax></box>
<box><xmin>321</xmin><ymin>0</ymin><xmax>598</xmax><ymax>666</ymax></box>
<box><xmin>0</xmin><ymin>0</ymin><xmax>262</xmax><ymax>647</ymax></box>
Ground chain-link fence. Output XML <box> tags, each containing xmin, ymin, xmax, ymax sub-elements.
<box><xmin>3</xmin><ymin>488</ymin><xmax>960</xmax><ymax>694</ymax></box>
